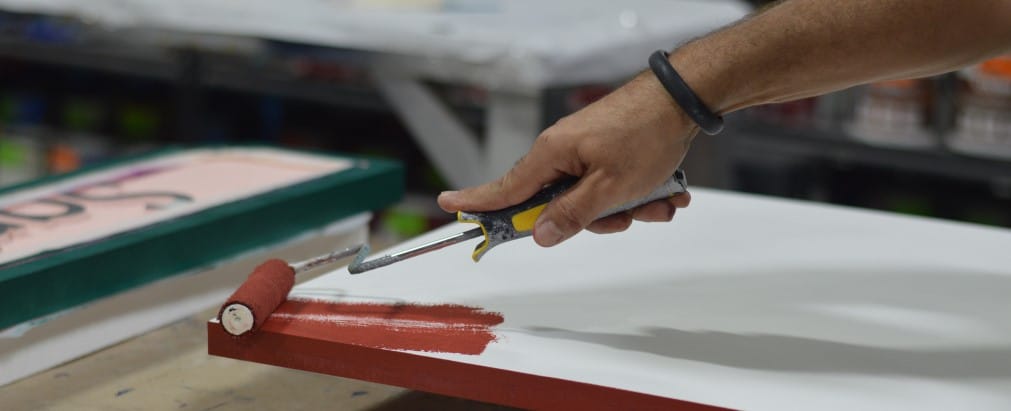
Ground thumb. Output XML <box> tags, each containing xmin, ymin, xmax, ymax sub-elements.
<box><xmin>533</xmin><ymin>172</ymin><xmax>616</xmax><ymax>247</ymax></box>
<box><xmin>437</xmin><ymin>148</ymin><xmax>562</xmax><ymax>213</ymax></box>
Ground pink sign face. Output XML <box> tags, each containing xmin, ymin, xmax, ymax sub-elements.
<box><xmin>0</xmin><ymin>148</ymin><xmax>351</xmax><ymax>265</ymax></box>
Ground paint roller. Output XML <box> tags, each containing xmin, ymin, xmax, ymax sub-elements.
<box><xmin>217</xmin><ymin>246</ymin><xmax>367</xmax><ymax>337</ymax></box>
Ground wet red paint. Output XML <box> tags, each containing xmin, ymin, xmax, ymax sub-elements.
<box><xmin>208</xmin><ymin>319</ymin><xmax>723</xmax><ymax>410</ymax></box>
<box><xmin>208</xmin><ymin>299</ymin><xmax>722</xmax><ymax>410</ymax></box>
<box><xmin>258</xmin><ymin>298</ymin><xmax>504</xmax><ymax>355</ymax></box>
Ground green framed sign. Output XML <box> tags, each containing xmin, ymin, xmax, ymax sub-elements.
<box><xmin>0</xmin><ymin>146</ymin><xmax>403</xmax><ymax>329</ymax></box>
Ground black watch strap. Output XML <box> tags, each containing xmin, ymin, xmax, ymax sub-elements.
<box><xmin>648</xmin><ymin>50</ymin><xmax>724</xmax><ymax>135</ymax></box>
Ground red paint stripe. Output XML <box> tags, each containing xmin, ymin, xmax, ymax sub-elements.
<box><xmin>261</xmin><ymin>299</ymin><xmax>504</xmax><ymax>355</ymax></box>
<box><xmin>274</xmin><ymin>298</ymin><xmax>504</xmax><ymax>325</ymax></box>
<box><xmin>209</xmin><ymin>322</ymin><xmax>728</xmax><ymax>411</ymax></box>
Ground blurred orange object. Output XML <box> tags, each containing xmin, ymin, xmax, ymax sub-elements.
<box><xmin>980</xmin><ymin>56</ymin><xmax>1011</xmax><ymax>79</ymax></box>
<box><xmin>47</xmin><ymin>144</ymin><xmax>80</xmax><ymax>174</ymax></box>
<box><xmin>947</xmin><ymin>56</ymin><xmax>1011</xmax><ymax>159</ymax></box>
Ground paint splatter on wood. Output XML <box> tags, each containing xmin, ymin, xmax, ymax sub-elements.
<box><xmin>259</xmin><ymin>298</ymin><xmax>504</xmax><ymax>355</ymax></box>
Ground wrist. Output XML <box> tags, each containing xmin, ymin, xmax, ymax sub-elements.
<box><xmin>631</xmin><ymin>69</ymin><xmax>698</xmax><ymax>134</ymax></box>
<box><xmin>649</xmin><ymin>50</ymin><xmax>724</xmax><ymax>135</ymax></box>
<box><xmin>666</xmin><ymin>47</ymin><xmax>731</xmax><ymax>116</ymax></box>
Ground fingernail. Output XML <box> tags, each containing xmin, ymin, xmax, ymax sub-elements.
<box><xmin>438</xmin><ymin>190</ymin><xmax>459</xmax><ymax>201</ymax></box>
<box><xmin>534</xmin><ymin>219</ymin><xmax>564</xmax><ymax>247</ymax></box>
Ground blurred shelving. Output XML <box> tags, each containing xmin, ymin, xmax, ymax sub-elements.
<box><xmin>728</xmin><ymin>120</ymin><xmax>1011</xmax><ymax>185</ymax></box>
<box><xmin>0</xmin><ymin>9</ymin><xmax>1007</xmax><ymax>228</ymax></box>
<box><xmin>724</xmin><ymin>71</ymin><xmax>1011</xmax><ymax>228</ymax></box>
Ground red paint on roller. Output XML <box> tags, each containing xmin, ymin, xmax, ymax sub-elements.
<box><xmin>218</xmin><ymin>259</ymin><xmax>295</xmax><ymax>337</ymax></box>
<box><xmin>261</xmin><ymin>298</ymin><xmax>504</xmax><ymax>355</ymax></box>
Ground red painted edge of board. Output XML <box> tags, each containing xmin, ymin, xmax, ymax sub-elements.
<box><xmin>207</xmin><ymin>322</ymin><xmax>727</xmax><ymax>411</ymax></box>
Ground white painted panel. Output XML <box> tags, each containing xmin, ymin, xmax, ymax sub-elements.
<box><xmin>294</xmin><ymin>189</ymin><xmax>1011</xmax><ymax>411</ymax></box>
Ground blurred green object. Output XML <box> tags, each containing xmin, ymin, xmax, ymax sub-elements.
<box><xmin>360</xmin><ymin>146</ymin><xmax>396</xmax><ymax>161</ymax></box>
<box><xmin>422</xmin><ymin>163</ymin><xmax>448</xmax><ymax>192</ymax></box>
<box><xmin>0</xmin><ymin>138</ymin><xmax>27</xmax><ymax>165</ymax></box>
<box><xmin>962</xmin><ymin>207</ymin><xmax>1008</xmax><ymax>227</ymax></box>
<box><xmin>883</xmin><ymin>193</ymin><xmax>933</xmax><ymax>217</ymax></box>
<box><xmin>62</xmin><ymin>97</ymin><xmax>106</xmax><ymax>132</ymax></box>
<box><xmin>0</xmin><ymin>95</ymin><xmax>14</xmax><ymax>124</ymax></box>
<box><xmin>118</xmin><ymin>104</ymin><xmax>160</xmax><ymax>141</ymax></box>
<box><xmin>383</xmin><ymin>209</ymin><xmax>429</xmax><ymax>237</ymax></box>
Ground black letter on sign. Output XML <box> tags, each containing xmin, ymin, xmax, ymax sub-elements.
<box><xmin>0</xmin><ymin>199</ymin><xmax>85</xmax><ymax>222</ymax></box>
<box><xmin>64</xmin><ymin>185</ymin><xmax>194</xmax><ymax>210</ymax></box>
<box><xmin>0</xmin><ymin>220</ymin><xmax>22</xmax><ymax>238</ymax></box>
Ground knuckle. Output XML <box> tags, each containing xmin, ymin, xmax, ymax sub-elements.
<box><xmin>496</xmin><ymin>171</ymin><xmax>512</xmax><ymax>191</ymax></box>
<box><xmin>499</xmin><ymin>171</ymin><xmax>526</xmax><ymax>205</ymax></box>
<box><xmin>536</xmin><ymin>125</ymin><xmax>555</xmax><ymax>141</ymax></box>
<box><xmin>549</xmin><ymin>115</ymin><xmax>570</xmax><ymax>129</ymax></box>
<box><xmin>551</xmin><ymin>195</ymin><xmax>588</xmax><ymax>232</ymax></box>
<box><xmin>534</xmin><ymin>132</ymin><xmax>555</xmax><ymax>150</ymax></box>
<box><xmin>536</xmin><ymin>125</ymin><xmax>569</xmax><ymax>150</ymax></box>
<box><xmin>611</xmin><ymin>213</ymin><xmax>634</xmax><ymax>232</ymax></box>
<box><xmin>585</xmin><ymin>221</ymin><xmax>608</xmax><ymax>234</ymax></box>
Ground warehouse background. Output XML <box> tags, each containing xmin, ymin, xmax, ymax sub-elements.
<box><xmin>0</xmin><ymin>3</ymin><xmax>1008</xmax><ymax>235</ymax></box>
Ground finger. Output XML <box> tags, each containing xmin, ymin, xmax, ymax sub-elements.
<box><xmin>437</xmin><ymin>145</ymin><xmax>562</xmax><ymax>213</ymax></box>
<box><xmin>670</xmin><ymin>191</ymin><xmax>691</xmax><ymax>208</ymax></box>
<box><xmin>580</xmin><ymin>189</ymin><xmax>691</xmax><ymax>233</ymax></box>
<box><xmin>629</xmin><ymin>191</ymin><xmax>692</xmax><ymax>221</ymax></box>
<box><xmin>586</xmin><ymin>212</ymin><xmax>634</xmax><ymax>234</ymax></box>
<box><xmin>533</xmin><ymin>171</ymin><xmax>616</xmax><ymax>247</ymax></box>
<box><xmin>630</xmin><ymin>200</ymin><xmax>676</xmax><ymax>222</ymax></box>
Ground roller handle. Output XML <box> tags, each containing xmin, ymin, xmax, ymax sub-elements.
<box><xmin>458</xmin><ymin>170</ymin><xmax>688</xmax><ymax>261</ymax></box>
<box><xmin>495</xmin><ymin>169</ymin><xmax>688</xmax><ymax>233</ymax></box>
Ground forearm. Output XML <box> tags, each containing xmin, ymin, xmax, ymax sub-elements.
<box><xmin>439</xmin><ymin>0</ymin><xmax>1011</xmax><ymax>246</ymax></box>
<box><xmin>673</xmin><ymin>0</ymin><xmax>1011</xmax><ymax>114</ymax></box>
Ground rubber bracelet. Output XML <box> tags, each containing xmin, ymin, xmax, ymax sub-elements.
<box><xmin>648</xmin><ymin>50</ymin><xmax>724</xmax><ymax>135</ymax></box>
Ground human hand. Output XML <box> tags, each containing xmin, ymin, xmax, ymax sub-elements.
<box><xmin>437</xmin><ymin>72</ymin><xmax>696</xmax><ymax>247</ymax></box>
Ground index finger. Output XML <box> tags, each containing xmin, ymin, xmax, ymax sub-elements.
<box><xmin>437</xmin><ymin>143</ymin><xmax>564</xmax><ymax>213</ymax></box>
